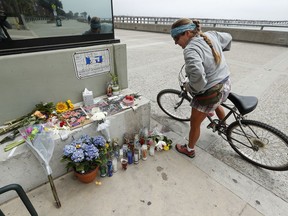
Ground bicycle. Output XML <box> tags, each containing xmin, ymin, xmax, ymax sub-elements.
<box><xmin>157</xmin><ymin>65</ymin><xmax>288</xmax><ymax>171</ymax></box>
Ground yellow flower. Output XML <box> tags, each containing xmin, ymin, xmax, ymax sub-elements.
<box><xmin>56</xmin><ymin>102</ymin><xmax>68</xmax><ymax>113</ymax></box>
<box><xmin>163</xmin><ymin>145</ymin><xmax>170</xmax><ymax>151</ymax></box>
<box><xmin>66</xmin><ymin>99</ymin><xmax>74</xmax><ymax>110</ymax></box>
<box><xmin>68</xmin><ymin>103</ymin><xmax>74</xmax><ymax>110</ymax></box>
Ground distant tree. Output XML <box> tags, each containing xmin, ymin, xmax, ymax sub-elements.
<box><xmin>81</xmin><ymin>11</ymin><xmax>87</xmax><ymax>19</ymax></box>
<box><xmin>74</xmin><ymin>12</ymin><xmax>79</xmax><ymax>18</ymax></box>
<box><xmin>66</xmin><ymin>11</ymin><xmax>73</xmax><ymax>19</ymax></box>
<box><xmin>14</xmin><ymin>0</ymin><xmax>38</xmax><ymax>16</ymax></box>
<box><xmin>38</xmin><ymin>0</ymin><xmax>63</xmax><ymax>15</ymax></box>
<box><xmin>0</xmin><ymin>0</ymin><xmax>37</xmax><ymax>24</ymax></box>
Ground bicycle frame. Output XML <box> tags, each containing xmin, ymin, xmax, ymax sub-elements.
<box><xmin>207</xmin><ymin>102</ymin><xmax>239</xmax><ymax>130</ymax></box>
<box><xmin>205</xmin><ymin>99</ymin><xmax>260</xmax><ymax>150</ymax></box>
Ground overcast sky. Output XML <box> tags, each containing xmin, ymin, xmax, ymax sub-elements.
<box><xmin>113</xmin><ymin>0</ymin><xmax>288</xmax><ymax>20</ymax></box>
<box><xmin>61</xmin><ymin>0</ymin><xmax>112</xmax><ymax>18</ymax></box>
<box><xmin>60</xmin><ymin>0</ymin><xmax>287</xmax><ymax>21</ymax></box>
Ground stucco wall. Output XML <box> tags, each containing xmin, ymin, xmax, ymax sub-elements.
<box><xmin>0</xmin><ymin>43</ymin><xmax>128</xmax><ymax>124</ymax></box>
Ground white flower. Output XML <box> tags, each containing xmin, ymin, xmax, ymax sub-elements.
<box><xmin>155</xmin><ymin>140</ymin><xmax>166</xmax><ymax>151</ymax></box>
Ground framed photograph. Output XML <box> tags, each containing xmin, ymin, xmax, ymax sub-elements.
<box><xmin>82</xmin><ymin>98</ymin><xmax>124</xmax><ymax>116</ymax></box>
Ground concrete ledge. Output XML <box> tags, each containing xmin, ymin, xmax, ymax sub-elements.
<box><xmin>0</xmin><ymin>88</ymin><xmax>151</xmax><ymax>204</ymax></box>
<box><xmin>114</xmin><ymin>23</ymin><xmax>288</xmax><ymax>46</ymax></box>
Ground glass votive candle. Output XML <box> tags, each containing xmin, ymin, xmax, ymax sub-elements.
<box><xmin>127</xmin><ymin>151</ymin><xmax>133</xmax><ymax>164</ymax></box>
<box><xmin>107</xmin><ymin>160</ymin><xmax>113</xmax><ymax>177</ymax></box>
<box><xmin>142</xmin><ymin>144</ymin><xmax>148</xmax><ymax>161</ymax></box>
<box><xmin>134</xmin><ymin>149</ymin><xmax>139</xmax><ymax>164</ymax></box>
<box><xmin>112</xmin><ymin>157</ymin><xmax>118</xmax><ymax>172</ymax></box>
<box><xmin>121</xmin><ymin>158</ymin><xmax>128</xmax><ymax>170</ymax></box>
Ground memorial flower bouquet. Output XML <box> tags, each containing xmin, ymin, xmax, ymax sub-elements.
<box><xmin>0</xmin><ymin>102</ymin><xmax>55</xmax><ymax>136</ymax></box>
<box><xmin>4</xmin><ymin>124</ymin><xmax>52</xmax><ymax>152</ymax></box>
<box><xmin>147</xmin><ymin>128</ymin><xmax>173</xmax><ymax>151</ymax></box>
<box><xmin>61</xmin><ymin>135</ymin><xmax>107</xmax><ymax>174</ymax></box>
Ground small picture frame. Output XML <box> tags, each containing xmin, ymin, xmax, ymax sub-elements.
<box><xmin>61</xmin><ymin>107</ymin><xmax>91</xmax><ymax>129</ymax></box>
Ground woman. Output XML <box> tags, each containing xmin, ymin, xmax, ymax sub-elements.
<box><xmin>171</xmin><ymin>18</ymin><xmax>232</xmax><ymax>158</ymax></box>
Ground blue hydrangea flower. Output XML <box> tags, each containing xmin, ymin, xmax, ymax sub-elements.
<box><xmin>80</xmin><ymin>134</ymin><xmax>91</xmax><ymax>144</ymax></box>
<box><xmin>83</xmin><ymin>143</ymin><xmax>99</xmax><ymax>161</ymax></box>
<box><xmin>71</xmin><ymin>149</ymin><xmax>85</xmax><ymax>162</ymax></box>
<box><xmin>92</xmin><ymin>135</ymin><xmax>106</xmax><ymax>147</ymax></box>
<box><xmin>63</xmin><ymin>145</ymin><xmax>76</xmax><ymax>156</ymax></box>
<box><xmin>62</xmin><ymin>134</ymin><xmax>104</xmax><ymax>169</ymax></box>
<box><xmin>70</xmin><ymin>139</ymin><xmax>79</xmax><ymax>147</ymax></box>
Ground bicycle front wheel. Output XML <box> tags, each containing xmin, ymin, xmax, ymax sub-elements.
<box><xmin>157</xmin><ymin>89</ymin><xmax>191</xmax><ymax>121</ymax></box>
<box><xmin>227</xmin><ymin>119</ymin><xmax>288</xmax><ymax>171</ymax></box>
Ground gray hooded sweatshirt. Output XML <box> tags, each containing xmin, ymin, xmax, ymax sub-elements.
<box><xmin>184</xmin><ymin>31</ymin><xmax>232</xmax><ymax>94</ymax></box>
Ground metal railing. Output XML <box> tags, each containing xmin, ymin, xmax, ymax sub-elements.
<box><xmin>114</xmin><ymin>16</ymin><xmax>288</xmax><ymax>31</ymax></box>
<box><xmin>0</xmin><ymin>184</ymin><xmax>38</xmax><ymax>216</ymax></box>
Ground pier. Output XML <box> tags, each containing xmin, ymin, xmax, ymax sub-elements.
<box><xmin>114</xmin><ymin>15</ymin><xmax>288</xmax><ymax>31</ymax></box>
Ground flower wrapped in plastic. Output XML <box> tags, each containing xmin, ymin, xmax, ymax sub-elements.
<box><xmin>91</xmin><ymin>110</ymin><xmax>111</xmax><ymax>142</ymax></box>
<box><xmin>18</xmin><ymin>124</ymin><xmax>55</xmax><ymax>174</ymax></box>
<box><xmin>62</xmin><ymin>135</ymin><xmax>106</xmax><ymax>174</ymax></box>
<box><xmin>18</xmin><ymin>123</ymin><xmax>62</xmax><ymax>207</ymax></box>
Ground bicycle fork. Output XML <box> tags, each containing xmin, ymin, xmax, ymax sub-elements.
<box><xmin>174</xmin><ymin>91</ymin><xmax>188</xmax><ymax>110</ymax></box>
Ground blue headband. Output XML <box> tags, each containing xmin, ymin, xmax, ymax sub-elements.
<box><xmin>91</xmin><ymin>23</ymin><xmax>101</xmax><ymax>29</ymax></box>
<box><xmin>170</xmin><ymin>23</ymin><xmax>196</xmax><ymax>38</ymax></box>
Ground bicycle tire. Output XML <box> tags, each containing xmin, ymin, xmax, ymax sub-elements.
<box><xmin>226</xmin><ymin>119</ymin><xmax>288</xmax><ymax>171</ymax></box>
<box><xmin>157</xmin><ymin>89</ymin><xmax>191</xmax><ymax>121</ymax></box>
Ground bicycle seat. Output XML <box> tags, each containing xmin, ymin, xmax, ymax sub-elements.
<box><xmin>227</xmin><ymin>92</ymin><xmax>258</xmax><ymax>115</ymax></box>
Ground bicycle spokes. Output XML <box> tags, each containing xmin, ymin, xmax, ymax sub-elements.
<box><xmin>229</xmin><ymin>126</ymin><xmax>264</xmax><ymax>150</ymax></box>
<box><xmin>157</xmin><ymin>89</ymin><xmax>191</xmax><ymax>121</ymax></box>
<box><xmin>227</xmin><ymin>120</ymin><xmax>288</xmax><ymax>171</ymax></box>
<box><xmin>174</xmin><ymin>97</ymin><xmax>185</xmax><ymax>110</ymax></box>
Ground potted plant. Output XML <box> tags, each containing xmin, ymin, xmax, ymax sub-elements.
<box><xmin>109</xmin><ymin>72</ymin><xmax>120</xmax><ymax>95</ymax></box>
<box><xmin>61</xmin><ymin>134</ymin><xmax>107</xmax><ymax>183</ymax></box>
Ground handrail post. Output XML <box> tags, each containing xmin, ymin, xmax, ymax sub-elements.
<box><xmin>0</xmin><ymin>184</ymin><xmax>38</xmax><ymax>216</ymax></box>
<box><xmin>0</xmin><ymin>209</ymin><xmax>5</xmax><ymax>216</ymax></box>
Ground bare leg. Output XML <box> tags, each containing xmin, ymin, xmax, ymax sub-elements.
<box><xmin>215</xmin><ymin>105</ymin><xmax>225</xmax><ymax>120</ymax></box>
<box><xmin>188</xmin><ymin>107</ymin><xmax>207</xmax><ymax>149</ymax></box>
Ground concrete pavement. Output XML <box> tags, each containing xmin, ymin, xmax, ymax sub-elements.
<box><xmin>1</xmin><ymin>29</ymin><xmax>288</xmax><ymax>216</ymax></box>
<box><xmin>1</xmin><ymin>118</ymin><xmax>287</xmax><ymax>215</ymax></box>
<box><xmin>116</xmin><ymin>28</ymin><xmax>288</xmax><ymax>202</ymax></box>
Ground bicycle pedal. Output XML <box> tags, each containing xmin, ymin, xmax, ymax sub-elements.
<box><xmin>207</xmin><ymin>123</ymin><xmax>213</xmax><ymax>129</ymax></box>
<box><xmin>207</xmin><ymin>123</ymin><xmax>217</xmax><ymax>132</ymax></box>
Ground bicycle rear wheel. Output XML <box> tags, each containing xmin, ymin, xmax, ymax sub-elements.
<box><xmin>226</xmin><ymin>119</ymin><xmax>288</xmax><ymax>171</ymax></box>
<box><xmin>157</xmin><ymin>89</ymin><xmax>191</xmax><ymax>121</ymax></box>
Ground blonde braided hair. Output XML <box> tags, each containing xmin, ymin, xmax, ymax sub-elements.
<box><xmin>172</xmin><ymin>18</ymin><xmax>221</xmax><ymax>65</ymax></box>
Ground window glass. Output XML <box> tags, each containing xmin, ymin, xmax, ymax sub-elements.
<box><xmin>0</xmin><ymin>0</ymin><xmax>117</xmax><ymax>55</ymax></box>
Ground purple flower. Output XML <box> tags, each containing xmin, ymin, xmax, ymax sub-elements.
<box><xmin>26</xmin><ymin>127</ymin><xmax>33</xmax><ymax>135</ymax></box>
